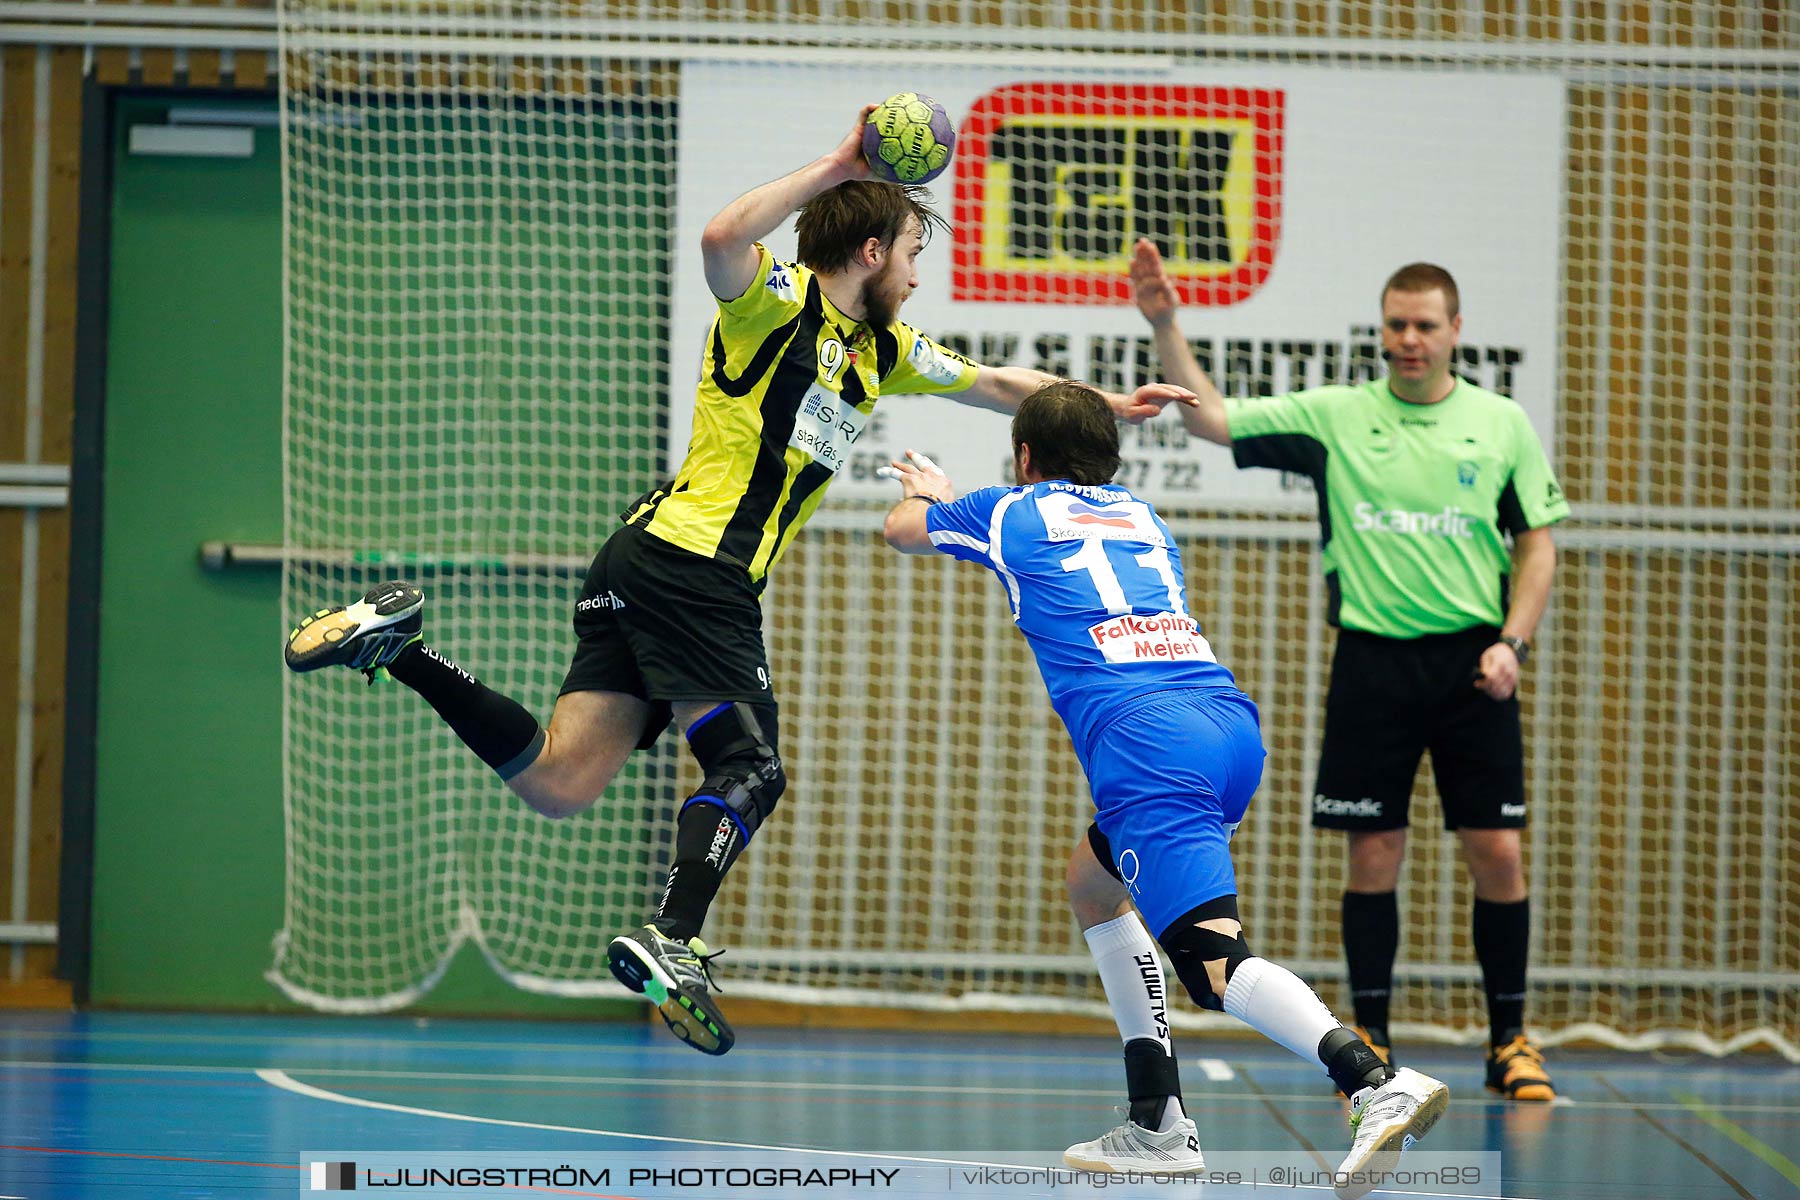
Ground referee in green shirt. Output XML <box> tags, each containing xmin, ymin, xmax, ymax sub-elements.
<box><xmin>1130</xmin><ymin>240</ymin><xmax>1569</xmax><ymax>1102</ymax></box>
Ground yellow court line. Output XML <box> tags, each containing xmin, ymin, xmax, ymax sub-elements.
<box><xmin>1675</xmin><ymin>1089</ymin><xmax>1800</xmax><ymax>1189</ymax></box>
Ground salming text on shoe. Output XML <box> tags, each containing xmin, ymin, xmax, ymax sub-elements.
<box><xmin>1486</xmin><ymin>1034</ymin><xmax>1555</xmax><ymax>1102</ymax></box>
<box><xmin>1335</xmin><ymin>1067</ymin><xmax>1450</xmax><ymax>1200</ymax></box>
<box><xmin>1063</xmin><ymin>1113</ymin><xmax>1204</xmax><ymax>1173</ymax></box>
<box><xmin>285</xmin><ymin>582</ymin><xmax>423</xmax><ymax>677</ymax></box>
<box><xmin>607</xmin><ymin>925</ymin><xmax>735</xmax><ymax>1056</ymax></box>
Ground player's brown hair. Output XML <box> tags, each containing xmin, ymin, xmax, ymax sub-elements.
<box><xmin>1381</xmin><ymin>262</ymin><xmax>1461</xmax><ymax>319</ymax></box>
<box><xmin>796</xmin><ymin>180</ymin><xmax>948</xmax><ymax>273</ymax></box>
<box><xmin>1012</xmin><ymin>380</ymin><xmax>1121</xmax><ymax>487</ymax></box>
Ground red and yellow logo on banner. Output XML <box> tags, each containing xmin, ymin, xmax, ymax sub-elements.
<box><xmin>952</xmin><ymin>84</ymin><xmax>1284</xmax><ymax>306</ymax></box>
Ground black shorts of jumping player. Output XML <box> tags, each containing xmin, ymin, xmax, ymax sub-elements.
<box><xmin>1311</xmin><ymin>626</ymin><xmax>1525</xmax><ymax>832</ymax></box>
<box><xmin>560</xmin><ymin>522</ymin><xmax>777</xmax><ymax>750</ymax></box>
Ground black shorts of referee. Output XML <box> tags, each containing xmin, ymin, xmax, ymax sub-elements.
<box><xmin>1311</xmin><ymin>625</ymin><xmax>1525</xmax><ymax>832</ymax></box>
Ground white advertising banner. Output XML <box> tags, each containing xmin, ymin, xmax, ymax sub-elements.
<box><xmin>670</xmin><ymin>64</ymin><xmax>1564</xmax><ymax>510</ymax></box>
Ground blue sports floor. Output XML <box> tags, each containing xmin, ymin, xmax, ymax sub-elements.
<box><xmin>2</xmin><ymin>1010</ymin><xmax>1796</xmax><ymax>1199</ymax></box>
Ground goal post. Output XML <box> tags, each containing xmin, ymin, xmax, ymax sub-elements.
<box><xmin>271</xmin><ymin>0</ymin><xmax>1800</xmax><ymax>1059</ymax></box>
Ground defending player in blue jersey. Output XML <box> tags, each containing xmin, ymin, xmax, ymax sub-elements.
<box><xmin>881</xmin><ymin>381</ymin><xmax>1449</xmax><ymax>1200</ymax></box>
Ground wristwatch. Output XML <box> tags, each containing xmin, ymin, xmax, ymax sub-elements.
<box><xmin>1499</xmin><ymin>635</ymin><xmax>1530</xmax><ymax>664</ymax></box>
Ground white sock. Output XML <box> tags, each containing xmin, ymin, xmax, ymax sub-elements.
<box><xmin>1084</xmin><ymin>914</ymin><xmax>1172</xmax><ymax>1053</ymax></box>
<box><xmin>1154</xmin><ymin>1095</ymin><xmax>1188</xmax><ymax>1133</ymax></box>
<box><xmin>1222</xmin><ymin>957</ymin><xmax>1340</xmax><ymax>1073</ymax></box>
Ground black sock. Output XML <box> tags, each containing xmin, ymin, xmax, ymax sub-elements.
<box><xmin>653</xmin><ymin>802</ymin><xmax>745</xmax><ymax>942</ymax></box>
<box><xmin>1342</xmin><ymin>890</ymin><xmax>1399</xmax><ymax>1041</ymax></box>
<box><xmin>1473</xmin><ymin>897</ymin><xmax>1529</xmax><ymax>1046</ymax></box>
<box><xmin>384</xmin><ymin>642</ymin><xmax>544</xmax><ymax>777</ymax></box>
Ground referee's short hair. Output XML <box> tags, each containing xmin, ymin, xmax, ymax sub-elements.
<box><xmin>797</xmin><ymin>181</ymin><xmax>948</xmax><ymax>273</ymax></box>
<box><xmin>1382</xmin><ymin>262</ymin><xmax>1461</xmax><ymax>319</ymax></box>
<box><xmin>1012</xmin><ymin>380</ymin><xmax>1121</xmax><ymax>487</ymax></box>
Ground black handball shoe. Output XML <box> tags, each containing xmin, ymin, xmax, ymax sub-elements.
<box><xmin>284</xmin><ymin>581</ymin><xmax>423</xmax><ymax>679</ymax></box>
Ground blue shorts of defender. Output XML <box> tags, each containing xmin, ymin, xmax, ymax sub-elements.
<box><xmin>1084</xmin><ymin>688</ymin><xmax>1266</xmax><ymax>942</ymax></box>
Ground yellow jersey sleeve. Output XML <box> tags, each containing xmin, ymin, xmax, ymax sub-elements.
<box><xmin>716</xmin><ymin>244</ymin><xmax>808</xmax><ymax>338</ymax></box>
<box><xmin>880</xmin><ymin>321</ymin><xmax>980</xmax><ymax>396</ymax></box>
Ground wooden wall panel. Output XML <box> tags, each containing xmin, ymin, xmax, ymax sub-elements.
<box><xmin>0</xmin><ymin>46</ymin><xmax>46</xmax><ymax>994</ymax></box>
<box><xmin>18</xmin><ymin>47</ymin><xmax>83</xmax><ymax>984</ymax></box>
<box><xmin>0</xmin><ymin>49</ymin><xmax>31</xmax><ymax>440</ymax></box>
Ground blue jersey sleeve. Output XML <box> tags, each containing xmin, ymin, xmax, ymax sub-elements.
<box><xmin>925</xmin><ymin>486</ymin><xmax>1011</xmax><ymax>565</ymax></box>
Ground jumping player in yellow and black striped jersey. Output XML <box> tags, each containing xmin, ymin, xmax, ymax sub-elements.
<box><xmin>284</xmin><ymin>103</ymin><xmax>1197</xmax><ymax>1055</ymax></box>
<box><xmin>625</xmin><ymin>240</ymin><xmax>982</xmax><ymax>584</ymax></box>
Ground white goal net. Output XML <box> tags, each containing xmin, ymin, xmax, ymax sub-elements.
<box><xmin>272</xmin><ymin>0</ymin><xmax>1800</xmax><ymax>1060</ymax></box>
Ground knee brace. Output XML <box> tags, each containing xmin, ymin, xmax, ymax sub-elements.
<box><xmin>682</xmin><ymin>702</ymin><xmax>786</xmax><ymax>841</ymax></box>
<box><xmin>1161</xmin><ymin>896</ymin><xmax>1253</xmax><ymax>1012</ymax></box>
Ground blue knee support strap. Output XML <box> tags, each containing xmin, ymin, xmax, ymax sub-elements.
<box><xmin>682</xmin><ymin>702</ymin><xmax>785</xmax><ymax>841</ymax></box>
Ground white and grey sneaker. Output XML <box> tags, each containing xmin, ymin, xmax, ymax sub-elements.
<box><xmin>1062</xmin><ymin>1111</ymin><xmax>1204</xmax><ymax>1173</ymax></box>
<box><xmin>1335</xmin><ymin>1067</ymin><xmax>1450</xmax><ymax>1200</ymax></box>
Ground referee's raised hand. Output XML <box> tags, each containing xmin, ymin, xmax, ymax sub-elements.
<box><xmin>1131</xmin><ymin>238</ymin><xmax>1181</xmax><ymax>329</ymax></box>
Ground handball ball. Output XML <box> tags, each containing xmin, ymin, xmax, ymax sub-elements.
<box><xmin>862</xmin><ymin>92</ymin><xmax>956</xmax><ymax>185</ymax></box>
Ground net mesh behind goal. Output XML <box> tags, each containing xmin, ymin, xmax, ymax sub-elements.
<box><xmin>272</xmin><ymin>0</ymin><xmax>1800</xmax><ymax>1058</ymax></box>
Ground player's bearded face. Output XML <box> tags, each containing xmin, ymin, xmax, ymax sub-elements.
<box><xmin>860</xmin><ymin>222</ymin><xmax>923</xmax><ymax>328</ymax></box>
<box><xmin>859</xmin><ymin>267</ymin><xmax>904</xmax><ymax>328</ymax></box>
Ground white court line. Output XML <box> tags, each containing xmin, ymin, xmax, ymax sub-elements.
<box><xmin>258</xmin><ymin>1068</ymin><xmax>1039</xmax><ymax>1172</ymax></box>
<box><xmin>215</xmin><ymin>1065</ymin><xmax>1122</xmax><ymax>1100</ymax></box>
<box><xmin>1198</xmin><ymin>1058</ymin><xmax>1235</xmax><ymax>1081</ymax></box>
